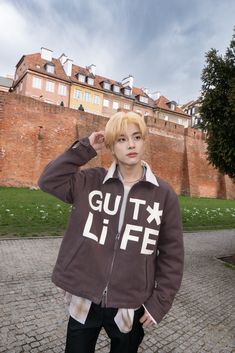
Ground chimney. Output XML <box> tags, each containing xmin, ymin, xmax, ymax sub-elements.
<box><xmin>143</xmin><ymin>88</ymin><xmax>149</xmax><ymax>95</ymax></box>
<box><xmin>149</xmin><ymin>91</ymin><xmax>161</xmax><ymax>100</ymax></box>
<box><xmin>59</xmin><ymin>53</ymin><xmax>67</xmax><ymax>65</ymax></box>
<box><xmin>63</xmin><ymin>58</ymin><xmax>73</xmax><ymax>77</ymax></box>
<box><xmin>87</xmin><ymin>64</ymin><xmax>96</xmax><ymax>76</ymax></box>
<box><xmin>122</xmin><ymin>75</ymin><xmax>134</xmax><ymax>88</ymax></box>
<box><xmin>41</xmin><ymin>47</ymin><xmax>53</xmax><ymax>62</ymax></box>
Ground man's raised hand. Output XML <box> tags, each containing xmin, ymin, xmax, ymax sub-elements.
<box><xmin>89</xmin><ymin>131</ymin><xmax>105</xmax><ymax>152</ymax></box>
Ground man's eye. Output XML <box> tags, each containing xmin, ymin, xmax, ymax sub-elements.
<box><xmin>134</xmin><ymin>135</ymin><xmax>142</xmax><ymax>140</ymax></box>
<box><xmin>117</xmin><ymin>137</ymin><xmax>126</xmax><ymax>142</ymax></box>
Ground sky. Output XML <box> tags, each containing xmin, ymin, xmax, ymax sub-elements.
<box><xmin>0</xmin><ymin>0</ymin><xmax>234</xmax><ymax>104</ymax></box>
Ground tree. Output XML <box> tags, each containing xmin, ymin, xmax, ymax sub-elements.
<box><xmin>200</xmin><ymin>28</ymin><xmax>235</xmax><ymax>180</ymax></box>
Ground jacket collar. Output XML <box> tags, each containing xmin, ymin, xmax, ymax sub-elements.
<box><xmin>103</xmin><ymin>161</ymin><xmax>159</xmax><ymax>187</ymax></box>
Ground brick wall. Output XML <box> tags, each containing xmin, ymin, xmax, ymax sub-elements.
<box><xmin>0</xmin><ymin>92</ymin><xmax>234</xmax><ymax>199</ymax></box>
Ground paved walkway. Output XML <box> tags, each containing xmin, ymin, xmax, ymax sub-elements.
<box><xmin>0</xmin><ymin>230</ymin><xmax>234</xmax><ymax>353</ymax></box>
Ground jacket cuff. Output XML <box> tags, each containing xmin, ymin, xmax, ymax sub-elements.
<box><xmin>143</xmin><ymin>296</ymin><xmax>167</xmax><ymax>324</ymax></box>
<box><xmin>70</xmin><ymin>137</ymin><xmax>97</xmax><ymax>158</ymax></box>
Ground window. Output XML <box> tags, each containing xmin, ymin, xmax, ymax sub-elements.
<box><xmin>139</xmin><ymin>96</ymin><xmax>148</xmax><ymax>104</ymax></box>
<box><xmin>124</xmin><ymin>88</ymin><xmax>131</xmax><ymax>96</ymax></box>
<box><xmin>45</xmin><ymin>64</ymin><xmax>55</xmax><ymax>74</ymax></box>
<box><xmin>73</xmin><ymin>89</ymin><xmax>81</xmax><ymax>99</ymax></box>
<box><xmin>103</xmin><ymin>99</ymin><xmax>109</xmax><ymax>107</ymax></box>
<box><xmin>87</xmin><ymin>77</ymin><xmax>94</xmax><ymax>85</ymax></box>
<box><xmin>178</xmin><ymin>118</ymin><xmax>182</xmax><ymax>125</ymax></box>
<box><xmin>103</xmin><ymin>82</ymin><xmax>111</xmax><ymax>90</ymax></box>
<box><xmin>164</xmin><ymin>115</ymin><xmax>168</xmax><ymax>121</ymax></box>
<box><xmin>84</xmin><ymin>92</ymin><xmax>90</xmax><ymax>102</ymax></box>
<box><xmin>124</xmin><ymin>103</ymin><xmax>130</xmax><ymax>110</ymax></box>
<box><xmin>192</xmin><ymin>107</ymin><xmax>195</xmax><ymax>114</ymax></box>
<box><xmin>32</xmin><ymin>76</ymin><xmax>42</xmax><ymax>89</ymax></box>
<box><xmin>78</xmin><ymin>74</ymin><xmax>86</xmax><ymax>83</ymax></box>
<box><xmin>93</xmin><ymin>95</ymin><xmax>100</xmax><ymax>105</ymax></box>
<box><xmin>46</xmin><ymin>81</ymin><xmax>54</xmax><ymax>92</ymax></box>
<box><xmin>113</xmin><ymin>85</ymin><xmax>120</xmax><ymax>93</ymax></box>
<box><xmin>19</xmin><ymin>82</ymin><xmax>23</xmax><ymax>91</ymax></box>
<box><xmin>113</xmin><ymin>101</ymin><xmax>119</xmax><ymax>110</ymax></box>
<box><xmin>58</xmin><ymin>84</ymin><xmax>67</xmax><ymax>96</ymax></box>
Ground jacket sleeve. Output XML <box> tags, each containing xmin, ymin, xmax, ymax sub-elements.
<box><xmin>38</xmin><ymin>137</ymin><xmax>97</xmax><ymax>204</ymax></box>
<box><xmin>144</xmin><ymin>188</ymin><xmax>184</xmax><ymax>324</ymax></box>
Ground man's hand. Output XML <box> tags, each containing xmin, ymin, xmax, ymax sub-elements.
<box><xmin>89</xmin><ymin>131</ymin><xmax>105</xmax><ymax>152</ymax></box>
<box><xmin>139</xmin><ymin>310</ymin><xmax>155</xmax><ymax>328</ymax></box>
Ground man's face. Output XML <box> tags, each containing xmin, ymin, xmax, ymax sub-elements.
<box><xmin>113</xmin><ymin>123</ymin><xmax>145</xmax><ymax>166</ymax></box>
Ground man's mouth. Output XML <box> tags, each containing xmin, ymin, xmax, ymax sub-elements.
<box><xmin>127</xmin><ymin>153</ymin><xmax>137</xmax><ymax>157</ymax></box>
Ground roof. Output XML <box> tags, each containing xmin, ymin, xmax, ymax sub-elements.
<box><xmin>15</xmin><ymin>53</ymin><xmax>70</xmax><ymax>83</ymax></box>
<box><xmin>71</xmin><ymin>64</ymin><xmax>154</xmax><ymax>105</ymax></box>
<box><xmin>155</xmin><ymin>95</ymin><xmax>190</xmax><ymax>117</ymax></box>
<box><xmin>0</xmin><ymin>76</ymin><xmax>13</xmax><ymax>88</ymax></box>
<box><xmin>180</xmin><ymin>99</ymin><xmax>200</xmax><ymax>110</ymax></box>
<box><xmin>14</xmin><ymin>52</ymin><xmax>187</xmax><ymax>112</ymax></box>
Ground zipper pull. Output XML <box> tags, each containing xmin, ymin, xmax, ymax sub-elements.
<box><xmin>101</xmin><ymin>286</ymin><xmax>108</xmax><ymax>307</ymax></box>
<box><xmin>115</xmin><ymin>232</ymin><xmax>120</xmax><ymax>240</ymax></box>
<box><xmin>114</xmin><ymin>233</ymin><xmax>120</xmax><ymax>250</ymax></box>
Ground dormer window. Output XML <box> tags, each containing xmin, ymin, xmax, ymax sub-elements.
<box><xmin>139</xmin><ymin>96</ymin><xmax>148</xmax><ymax>104</ymax></box>
<box><xmin>112</xmin><ymin>85</ymin><xmax>120</xmax><ymax>93</ymax></box>
<box><xmin>45</xmin><ymin>63</ymin><xmax>55</xmax><ymax>74</ymax></box>
<box><xmin>123</xmin><ymin>87</ymin><xmax>131</xmax><ymax>96</ymax></box>
<box><xmin>87</xmin><ymin>77</ymin><xmax>94</xmax><ymax>85</ymax></box>
<box><xmin>77</xmin><ymin>74</ymin><xmax>86</xmax><ymax>83</ymax></box>
<box><xmin>103</xmin><ymin>81</ymin><xmax>111</xmax><ymax>90</ymax></box>
<box><xmin>167</xmin><ymin>100</ymin><xmax>177</xmax><ymax>111</ymax></box>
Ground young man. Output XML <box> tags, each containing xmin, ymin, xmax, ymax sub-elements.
<box><xmin>38</xmin><ymin>111</ymin><xmax>184</xmax><ymax>353</ymax></box>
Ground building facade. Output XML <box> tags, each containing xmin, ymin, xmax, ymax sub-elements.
<box><xmin>154</xmin><ymin>95</ymin><xmax>191</xmax><ymax>128</ymax></box>
<box><xmin>181</xmin><ymin>99</ymin><xmax>202</xmax><ymax>128</ymax></box>
<box><xmin>13</xmin><ymin>47</ymin><xmax>190</xmax><ymax>126</ymax></box>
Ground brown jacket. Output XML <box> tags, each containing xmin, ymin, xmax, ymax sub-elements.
<box><xmin>38</xmin><ymin>137</ymin><xmax>184</xmax><ymax>323</ymax></box>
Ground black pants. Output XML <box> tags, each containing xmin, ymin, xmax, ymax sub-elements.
<box><xmin>65</xmin><ymin>303</ymin><xmax>145</xmax><ymax>353</ymax></box>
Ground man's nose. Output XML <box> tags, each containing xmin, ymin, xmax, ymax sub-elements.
<box><xmin>127</xmin><ymin>137</ymin><xmax>135</xmax><ymax>148</ymax></box>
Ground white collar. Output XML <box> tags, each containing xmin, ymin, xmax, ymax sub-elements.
<box><xmin>102</xmin><ymin>161</ymin><xmax>159</xmax><ymax>187</ymax></box>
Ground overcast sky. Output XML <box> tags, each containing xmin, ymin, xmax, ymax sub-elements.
<box><xmin>0</xmin><ymin>0</ymin><xmax>234</xmax><ymax>103</ymax></box>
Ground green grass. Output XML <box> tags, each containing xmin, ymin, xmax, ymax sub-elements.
<box><xmin>180</xmin><ymin>195</ymin><xmax>235</xmax><ymax>231</ymax></box>
<box><xmin>0</xmin><ymin>187</ymin><xmax>71</xmax><ymax>237</ymax></box>
<box><xmin>0</xmin><ymin>187</ymin><xmax>235</xmax><ymax>237</ymax></box>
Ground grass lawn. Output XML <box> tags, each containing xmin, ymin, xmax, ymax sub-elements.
<box><xmin>0</xmin><ymin>186</ymin><xmax>235</xmax><ymax>237</ymax></box>
<box><xmin>180</xmin><ymin>195</ymin><xmax>235</xmax><ymax>231</ymax></box>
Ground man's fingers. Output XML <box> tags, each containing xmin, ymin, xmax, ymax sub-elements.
<box><xmin>139</xmin><ymin>313</ymin><xmax>147</xmax><ymax>323</ymax></box>
<box><xmin>95</xmin><ymin>134</ymin><xmax>105</xmax><ymax>143</ymax></box>
<box><xmin>139</xmin><ymin>313</ymin><xmax>154</xmax><ymax>328</ymax></box>
<box><xmin>89</xmin><ymin>131</ymin><xmax>105</xmax><ymax>147</ymax></box>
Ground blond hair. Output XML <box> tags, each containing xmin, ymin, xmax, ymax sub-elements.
<box><xmin>104</xmin><ymin>111</ymin><xmax>147</xmax><ymax>149</ymax></box>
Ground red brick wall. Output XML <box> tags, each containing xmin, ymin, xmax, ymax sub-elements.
<box><xmin>0</xmin><ymin>92</ymin><xmax>234</xmax><ymax>199</ymax></box>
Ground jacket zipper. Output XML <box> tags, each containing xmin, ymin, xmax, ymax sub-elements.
<box><xmin>101</xmin><ymin>232</ymin><xmax>120</xmax><ymax>307</ymax></box>
<box><xmin>101</xmin><ymin>180</ymin><xmax>136</xmax><ymax>307</ymax></box>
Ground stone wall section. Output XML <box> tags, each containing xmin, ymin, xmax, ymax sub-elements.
<box><xmin>0</xmin><ymin>92</ymin><xmax>234</xmax><ymax>198</ymax></box>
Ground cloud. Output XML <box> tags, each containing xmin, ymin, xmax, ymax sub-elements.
<box><xmin>0</xmin><ymin>0</ymin><xmax>234</xmax><ymax>102</ymax></box>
